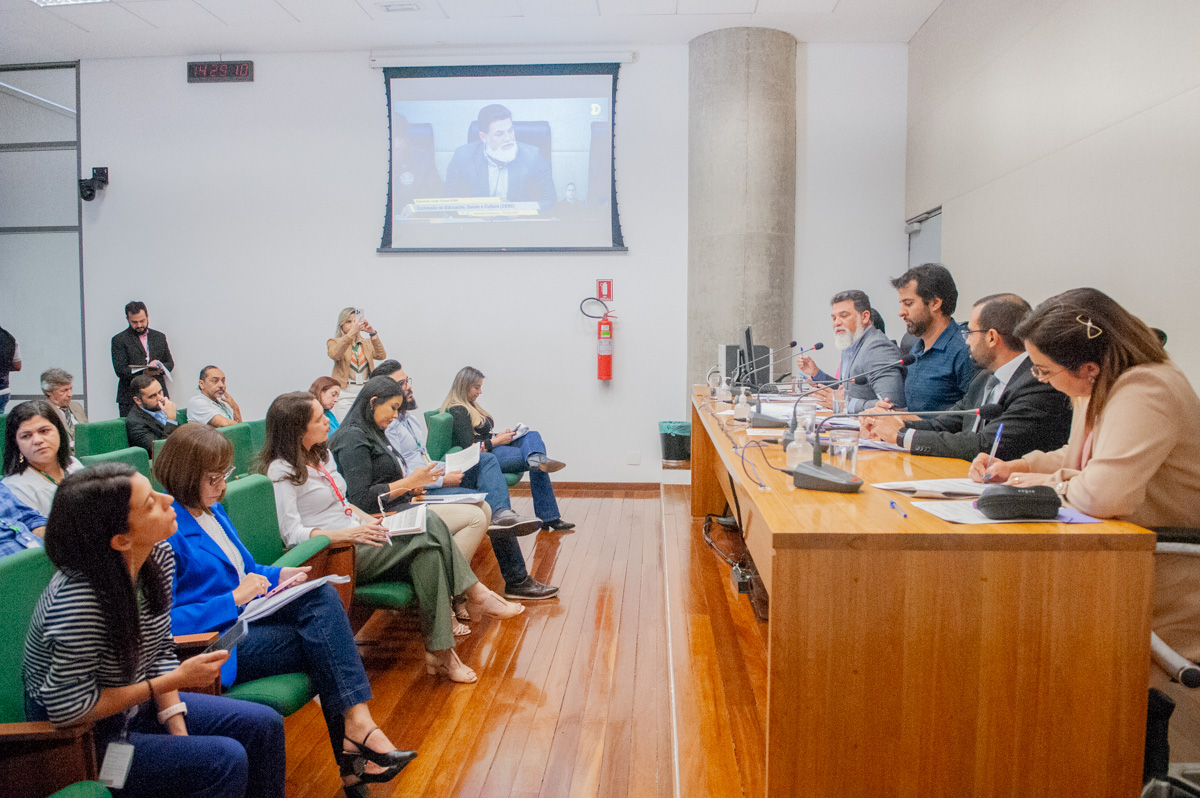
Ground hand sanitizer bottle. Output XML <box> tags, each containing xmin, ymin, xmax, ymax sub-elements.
<box><xmin>733</xmin><ymin>390</ymin><xmax>752</xmax><ymax>421</ymax></box>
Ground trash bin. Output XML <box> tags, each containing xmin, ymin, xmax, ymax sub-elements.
<box><xmin>658</xmin><ymin>421</ymin><xmax>691</xmax><ymax>468</ymax></box>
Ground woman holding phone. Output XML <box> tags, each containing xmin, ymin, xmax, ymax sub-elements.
<box><xmin>327</xmin><ymin>307</ymin><xmax>386</xmax><ymax>422</ymax></box>
<box><xmin>22</xmin><ymin>463</ymin><xmax>286</xmax><ymax>797</ymax></box>
<box><xmin>329</xmin><ymin>377</ymin><xmax>524</xmax><ymax>682</ymax></box>
<box><xmin>155</xmin><ymin>424</ymin><xmax>416</xmax><ymax>795</ymax></box>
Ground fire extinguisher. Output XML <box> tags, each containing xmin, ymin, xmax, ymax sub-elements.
<box><xmin>581</xmin><ymin>297</ymin><xmax>615</xmax><ymax>381</ymax></box>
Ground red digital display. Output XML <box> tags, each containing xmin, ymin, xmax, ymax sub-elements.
<box><xmin>187</xmin><ymin>61</ymin><xmax>254</xmax><ymax>83</ymax></box>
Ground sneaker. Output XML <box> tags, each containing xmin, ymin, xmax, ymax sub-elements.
<box><xmin>543</xmin><ymin>519</ymin><xmax>575</xmax><ymax>532</ymax></box>
<box><xmin>488</xmin><ymin>509</ymin><xmax>543</xmax><ymax>538</ymax></box>
<box><xmin>503</xmin><ymin>576</ymin><xmax>560</xmax><ymax>601</ymax></box>
<box><xmin>526</xmin><ymin>453</ymin><xmax>566</xmax><ymax>474</ymax></box>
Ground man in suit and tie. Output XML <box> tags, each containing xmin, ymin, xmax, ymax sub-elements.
<box><xmin>796</xmin><ymin>290</ymin><xmax>906</xmax><ymax>412</ymax></box>
<box><xmin>111</xmin><ymin>300</ymin><xmax>175</xmax><ymax>417</ymax></box>
<box><xmin>443</xmin><ymin>104</ymin><xmax>557</xmax><ymax>212</ymax></box>
<box><xmin>862</xmin><ymin>294</ymin><xmax>1073</xmax><ymax>461</ymax></box>
<box><xmin>125</xmin><ymin>374</ymin><xmax>179</xmax><ymax>457</ymax></box>
<box><xmin>39</xmin><ymin>368</ymin><xmax>87</xmax><ymax>450</ymax></box>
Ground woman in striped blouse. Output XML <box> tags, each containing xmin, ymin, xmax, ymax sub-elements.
<box><xmin>22</xmin><ymin>463</ymin><xmax>286</xmax><ymax>797</ymax></box>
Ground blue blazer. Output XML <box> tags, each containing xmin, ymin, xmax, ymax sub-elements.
<box><xmin>443</xmin><ymin>141</ymin><xmax>556</xmax><ymax>210</ymax></box>
<box><xmin>167</xmin><ymin>500</ymin><xmax>280</xmax><ymax>686</ymax></box>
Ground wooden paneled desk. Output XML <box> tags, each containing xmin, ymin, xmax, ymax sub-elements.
<box><xmin>690</xmin><ymin>388</ymin><xmax>1153</xmax><ymax>797</ymax></box>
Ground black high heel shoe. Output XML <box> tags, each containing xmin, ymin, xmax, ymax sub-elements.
<box><xmin>339</xmin><ymin>727</ymin><xmax>417</xmax><ymax>787</ymax></box>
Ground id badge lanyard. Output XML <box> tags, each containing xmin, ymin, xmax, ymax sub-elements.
<box><xmin>98</xmin><ymin>706</ymin><xmax>137</xmax><ymax>788</ymax></box>
<box><xmin>316</xmin><ymin>463</ymin><xmax>355</xmax><ymax>519</ymax></box>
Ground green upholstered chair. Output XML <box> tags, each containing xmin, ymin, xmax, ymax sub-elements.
<box><xmin>50</xmin><ymin>784</ymin><xmax>112</xmax><ymax>798</ymax></box>
<box><xmin>246</xmin><ymin>418</ymin><xmax>266</xmax><ymax>463</ymax></box>
<box><xmin>220</xmin><ymin>474</ymin><xmax>354</xmax><ymax>715</ymax></box>
<box><xmin>176</xmin><ymin>407</ymin><xmax>187</xmax><ymax>425</ymax></box>
<box><xmin>423</xmin><ymin>410</ymin><xmax>520</xmax><ymax>487</ymax></box>
<box><xmin>218</xmin><ymin>422</ymin><xmax>253</xmax><ymax>477</ymax></box>
<box><xmin>79</xmin><ymin>446</ymin><xmax>152</xmax><ymax>483</ymax></box>
<box><xmin>73</xmin><ymin>419</ymin><xmax>129</xmax><ymax>457</ymax></box>
<box><xmin>0</xmin><ymin>549</ymin><xmax>100</xmax><ymax>794</ymax></box>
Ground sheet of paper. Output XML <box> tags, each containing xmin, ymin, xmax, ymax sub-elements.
<box><xmin>872</xmin><ymin>478</ymin><xmax>986</xmax><ymax>498</ymax></box>
<box><xmin>744</xmin><ymin>428</ymin><xmax>782</xmax><ymax>437</ymax></box>
<box><xmin>241</xmin><ymin>573</ymin><xmax>351</xmax><ymax>624</ymax></box>
<box><xmin>417</xmin><ymin>492</ymin><xmax>488</xmax><ymax>505</ymax></box>
<box><xmin>858</xmin><ymin>438</ymin><xmax>906</xmax><ymax>452</ymax></box>
<box><xmin>510</xmin><ymin>423</ymin><xmax>531</xmax><ymax>441</ymax></box>
<box><xmin>384</xmin><ymin>503</ymin><xmax>428</xmax><ymax>537</ymax></box>
<box><xmin>912</xmin><ymin>500</ymin><xmax>1101</xmax><ymax>525</ymax></box>
<box><xmin>717</xmin><ymin>409</ymin><xmax>735</xmax><ymax>416</ymax></box>
<box><xmin>444</xmin><ymin>442</ymin><xmax>480</xmax><ymax>474</ymax></box>
<box><xmin>753</xmin><ymin>403</ymin><xmax>794</xmax><ymax>420</ymax></box>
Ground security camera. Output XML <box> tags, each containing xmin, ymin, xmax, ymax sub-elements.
<box><xmin>79</xmin><ymin>167</ymin><xmax>109</xmax><ymax>202</ymax></box>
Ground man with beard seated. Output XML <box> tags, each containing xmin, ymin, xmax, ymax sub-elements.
<box><xmin>795</xmin><ymin>290</ymin><xmax>905</xmax><ymax>412</ymax></box>
<box><xmin>443</xmin><ymin>104</ymin><xmax>557</xmax><ymax>212</ymax></box>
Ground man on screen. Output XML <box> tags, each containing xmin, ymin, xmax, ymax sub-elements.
<box><xmin>444</xmin><ymin>104</ymin><xmax>557</xmax><ymax>211</ymax></box>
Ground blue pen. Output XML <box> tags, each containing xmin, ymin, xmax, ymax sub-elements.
<box><xmin>889</xmin><ymin>500</ymin><xmax>908</xmax><ymax>519</ymax></box>
<box><xmin>983</xmin><ymin>421</ymin><xmax>1005</xmax><ymax>482</ymax></box>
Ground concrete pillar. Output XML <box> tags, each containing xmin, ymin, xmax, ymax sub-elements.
<box><xmin>687</xmin><ymin>27</ymin><xmax>798</xmax><ymax>388</ymax></box>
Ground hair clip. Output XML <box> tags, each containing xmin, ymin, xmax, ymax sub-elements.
<box><xmin>1076</xmin><ymin>315</ymin><xmax>1103</xmax><ymax>339</ymax></box>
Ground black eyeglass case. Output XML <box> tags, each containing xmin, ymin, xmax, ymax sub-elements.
<box><xmin>977</xmin><ymin>485</ymin><xmax>1062</xmax><ymax>520</ymax></box>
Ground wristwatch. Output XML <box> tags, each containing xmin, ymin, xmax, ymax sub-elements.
<box><xmin>157</xmin><ymin>701</ymin><xmax>187</xmax><ymax>724</ymax></box>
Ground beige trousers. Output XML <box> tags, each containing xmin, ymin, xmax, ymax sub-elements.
<box><xmin>430</xmin><ymin>502</ymin><xmax>491</xmax><ymax>564</ymax></box>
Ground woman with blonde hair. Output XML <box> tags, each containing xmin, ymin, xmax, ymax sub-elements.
<box><xmin>327</xmin><ymin>307</ymin><xmax>386</xmax><ymax>422</ymax></box>
<box><xmin>968</xmin><ymin>287</ymin><xmax>1200</xmax><ymax>666</ymax></box>
<box><xmin>441</xmin><ymin>366</ymin><xmax>573</xmax><ymax>531</ymax></box>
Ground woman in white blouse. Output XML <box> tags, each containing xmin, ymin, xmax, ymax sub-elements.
<box><xmin>259</xmin><ymin>391</ymin><xmax>521</xmax><ymax>682</ymax></box>
<box><xmin>2</xmin><ymin>400</ymin><xmax>84</xmax><ymax>517</ymax></box>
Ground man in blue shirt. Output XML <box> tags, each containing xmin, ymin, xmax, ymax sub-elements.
<box><xmin>372</xmin><ymin>361</ymin><xmax>558</xmax><ymax>602</ymax></box>
<box><xmin>888</xmin><ymin>264</ymin><xmax>978</xmax><ymax>411</ymax></box>
<box><xmin>0</xmin><ymin>482</ymin><xmax>46</xmax><ymax>560</ymax></box>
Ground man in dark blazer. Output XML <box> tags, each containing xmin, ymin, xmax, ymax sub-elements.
<box><xmin>111</xmin><ymin>300</ymin><xmax>175</xmax><ymax>417</ymax></box>
<box><xmin>863</xmin><ymin>294</ymin><xmax>1072</xmax><ymax>461</ymax></box>
<box><xmin>125</xmin><ymin>374</ymin><xmax>178</xmax><ymax>457</ymax></box>
<box><xmin>443</xmin><ymin>104</ymin><xmax>557</xmax><ymax>211</ymax></box>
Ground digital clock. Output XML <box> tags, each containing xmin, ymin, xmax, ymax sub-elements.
<box><xmin>187</xmin><ymin>61</ymin><xmax>254</xmax><ymax>83</ymax></box>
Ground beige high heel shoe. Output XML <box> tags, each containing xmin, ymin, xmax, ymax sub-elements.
<box><xmin>466</xmin><ymin>588</ymin><xmax>526</xmax><ymax>620</ymax></box>
<box><xmin>424</xmin><ymin>649</ymin><xmax>477</xmax><ymax>683</ymax></box>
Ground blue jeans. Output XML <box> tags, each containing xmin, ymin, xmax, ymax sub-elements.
<box><xmin>490</xmin><ymin>430</ymin><xmax>561</xmax><ymax>523</ymax></box>
<box><xmin>236</xmin><ymin>583</ymin><xmax>372</xmax><ymax>758</ymax></box>
<box><xmin>429</xmin><ymin>452</ymin><xmax>529</xmax><ymax>587</ymax></box>
<box><xmin>28</xmin><ymin>691</ymin><xmax>286</xmax><ymax>798</ymax></box>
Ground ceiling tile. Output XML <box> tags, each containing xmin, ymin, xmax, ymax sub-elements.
<box><xmin>273</xmin><ymin>0</ymin><xmax>370</xmax><ymax>24</ymax></box>
<box><xmin>518</xmin><ymin>0</ymin><xmax>597</xmax><ymax>17</ymax></box>
<box><xmin>355</xmin><ymin>0</ymin><xmax>447</xmax><ymax>22</ymax></box>
<box><xmin>756</xmin><ymin>0</ymin><xmax>835</xmax><ymax>11</ymax></box>
<box><xmin>436</xmin><ymin>0</ymin><xmax>521</xmax><ymax>18</ymax></box>
<box><xmin>191</xmin><ymin>0</ymin><xmax>294</xmax><ymax>25</ymax></box>
<box><xmin>46</xmin><ymin>2</ymin><xmax>155</xmax><ymax>32</ymax></box>
<box><xmin>677</xmin><ymin>0</ymin><xmax>754</xmax><ymax>14</ymax></box>
<box><xmin>597</xmin><ymin>0</ymin><xmax>674</xmax><ymax>14</ymax></box>
<box><xmin>117</xmin><ymin>0</ymin><xmax>224</xmax><ymax>28</ymax></box>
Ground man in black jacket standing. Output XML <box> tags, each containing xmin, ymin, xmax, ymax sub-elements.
<box><xmin>862</xmin><ymin>294</ymin><xmax>1072</xmax><ymax>461</ymax></box>
<box><xmin>111</xmin><ymin>301</ymin><xmax>174</xmax><ymax>417</ymax></box>
<box><xmin>124</xmin><ymin>374</ymin><xmax>178</xmax><ymax>457</ymax></box>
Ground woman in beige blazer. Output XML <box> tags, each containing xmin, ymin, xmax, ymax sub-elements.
<box><xmin>327</xmin><ymin>307</ymin><xmax>387</xmax><ymax>422</ymax></box>
<box><xmin>969</xmin><ymin>287</ymin><xmax>1200</xmax><ymax>663</ymax></box>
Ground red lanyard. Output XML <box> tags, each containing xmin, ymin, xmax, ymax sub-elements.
<box><xmin>316</xmin><ymin>462</ymin><xmax>354</xmax><ymax>518</ymax></box>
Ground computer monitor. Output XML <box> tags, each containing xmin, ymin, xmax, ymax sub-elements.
<box><xmin>738</xmin><ymin>325</ymin><xmax>770</xmax><ymax>387</ymax></box>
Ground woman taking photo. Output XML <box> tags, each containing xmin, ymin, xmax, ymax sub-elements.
<box><xmin>441</xmin><ymin>366</ymin><xmax>574</xmax><ymax>531</ymax></box>
<box><xmin>3</xmin><ymin>399</ymin><xmax>84</xmax><ymax>516</ymax></box>
<box><xmin>327</xmin><ymin>307</ymin><xmax>386</xmax><ymax>422</ymax></box>
<box><xmin>329</xmin><ymin>377</ymin><xmax>523</xmax><ymax>679</ymax></box>
<box><xmin>968</xmin><ymin>287</ymin><xmax>1200</xmax><ymax>661</ymax></box>
<box><xmin>155</xmin><ymin>424</ymin><xmax>416</xmax><ymax>795</ymax></box>
<box><xmin>309</xmin><ymin>376</ymin><xmax>342</xmax><ymax>433</ymax></box>
<box><xmin>23</xmin><ymin>463</ymin><xmax>286</xmax><ymax>797</ymax></box>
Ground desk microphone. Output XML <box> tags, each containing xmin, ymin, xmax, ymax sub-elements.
<box><xmin>776</xmin><ymin>354</ymin><xmax>916</xmax><ymax>439</ymax></box>
<box><xmin>786</xmin><ymin>404</ymin><xmax>1005</xmax><ymax>493</ymax></box>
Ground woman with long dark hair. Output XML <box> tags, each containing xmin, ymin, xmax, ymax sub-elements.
<box><xmin>329</xmin><ymin>377</ymin><xmax>524</xmax><ymax>681</ymax></box>
<box><xmin>968</xmin><ymin>287</ymin><xmax>1200</xmax><ymax>661</ymax></box>
<box><xmin>440</xmin><ymin>366</ymin><xmax>573</xmax><ymax>531</ymax></box>
<box><xmin>3</xmin><ymin>399</ymin><xmax>84</xmax><ymax>516</ymax></box>
<box><xmin>155</xmin><ymin>424</ymin><xmax>416</xmax><ymax>795</ymax></box>
<box><xmin>23</xmin><ymin>463</ymin><xmax>286</xmax><ymax>797</ymax></box>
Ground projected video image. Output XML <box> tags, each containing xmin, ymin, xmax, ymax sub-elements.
<box><xmin>381</xmin><ymin>68</ymin><xmax>623</xmax><ymax>252</ymax></box>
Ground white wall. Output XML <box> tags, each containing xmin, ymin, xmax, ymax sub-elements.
<box><xmin>793</xmin><ymin>43</ymin><xmax>911</xmax><ymax>363</ymax></box>
<box><xmin>907</xmin><ymin>0</ymin><xmax>1200</xmax><ymax>381</ymax></box>
<box><xmin>78</xmin><ymin>47</ymin><xmax>689</xmax><ymax>482</ymax></box>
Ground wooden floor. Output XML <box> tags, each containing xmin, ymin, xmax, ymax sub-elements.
<box><xmin>280</xmin><ymin>485</ymin><xmax>769</xmax><ymax>797</ymax></box>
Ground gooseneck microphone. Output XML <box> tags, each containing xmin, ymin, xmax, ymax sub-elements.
<box><xmin>787</xmin><ymin>404</ymin><xmax>1006</xmax><ymax>493</ymax></box>
<box><xmin>734</xmin><ymin>341</ymin><xmax>798</xmax><ymax>387</ymax></box>
<box><xmin>777</xmin><ymin>354</ymin><xmax>917</xmax><ymax>441</ymax></box>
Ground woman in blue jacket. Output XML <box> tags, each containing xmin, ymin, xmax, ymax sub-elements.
<box><xmin>155</xmin><ymin>423</ymin><xmax>414</xmax><ymax>797</ymax></box>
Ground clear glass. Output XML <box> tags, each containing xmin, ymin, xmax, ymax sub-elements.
<box><xmin>827</xmin><ymin>428</ymin><xmax>860</xmax><ymax>475</ymax></box>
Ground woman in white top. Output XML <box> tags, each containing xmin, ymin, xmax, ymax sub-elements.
<box><xmin>2</xmin><ymin>400</ymin><xmax>84</xmax><ymax>517</ymax></box>
<box><xmin>259</xmin><ymin>391</ymin><xmax>519</xmax><ymax>678</ymax></box>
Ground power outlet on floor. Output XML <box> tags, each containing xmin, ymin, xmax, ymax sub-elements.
<box><xmin>626</xmin><ymin>451</ymin><xmax>641</xmax><ymax>465</ymax></box>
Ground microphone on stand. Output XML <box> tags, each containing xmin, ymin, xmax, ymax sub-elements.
<box><xmin>734</xmin><ymin>341</ymin><xmax>797</xmax><ymax>388</ymax></box>
<box><xmin>787</xmin><ymin>404</ymin><xmax>1006</xmax><ymax>493</ymax></box>
<box><xmin>777</xmin><ymin>354</ymin><xmax>917</xmax><ymax>440</ymax></box>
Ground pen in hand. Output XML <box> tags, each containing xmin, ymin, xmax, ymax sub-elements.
<box><xmin>983</xmin><ymin>422</ymin><xmax>1005</xmax><ymax>483</ymax></box>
